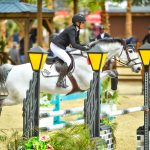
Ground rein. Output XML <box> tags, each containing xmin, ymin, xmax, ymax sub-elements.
<box><xmin>115</xmin><ymin>46</ymin><xmax>142</xmax><ymax>67</ymax></box>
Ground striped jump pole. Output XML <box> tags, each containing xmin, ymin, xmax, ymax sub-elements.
<box><xmin>50</xmin><ymin>92</ymin><xmax>87</xmax><ymax>124</ymax></box>
<box><xmin>39</xmin><ymin>106</ymin><xmax>146</xmax><ymax>132</ymax></box>
<box><xmin>40</xmin><ymin>106</ymin><xmax>84</xmax><ymax>118</ymax></box>
<box><xmin>40</xmin><ymin>106</ymin><xmax>145</xmax><ymax>119</ymax></box>
<box><xmin>101</xmin><ymin>106</ymin><xmax>145</xmax><ymax>118</ymax></box>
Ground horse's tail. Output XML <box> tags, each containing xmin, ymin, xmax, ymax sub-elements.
<box><xmin>0</xmin><ymin>64</ymin><xmax>12</xmax><ymax>98</ymax></box>
<box><xmin>0</xmin><ymin>64</ymin><xmax>12</xmax><ymax>83</ymax></box>
<box><xmin>0</xmin><ymin>64</ymin><xmax>13</xmax><ymax>115</ymax></box>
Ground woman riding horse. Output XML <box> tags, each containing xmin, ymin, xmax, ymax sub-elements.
<box><xmin>50</xmin><ymin>14</ymin><xmax>90</xmax><ymax>88</ymax></box>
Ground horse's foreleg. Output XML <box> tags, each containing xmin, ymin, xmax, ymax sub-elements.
<box><xmin>111</xmin><ymin>77</ymin><xmax>118</xmax><ymax>90</ymax></box>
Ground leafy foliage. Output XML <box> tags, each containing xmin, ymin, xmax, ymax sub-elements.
<box><xmin>101</xmin><ymin>118</ymin><xmax>117</xmax><ymax>149</ymax></box>
<box><xmin>40</xmin><ymin>93</ymin><xmax>53</xmax><ymax>107</ymax></box>
<box><xmin>111</xmin><ymin>0</ymin><xmax>150</xmax><ymax>6</ymax></box>
<box><xmin>25</xmin><ymin>136</ymin><xmax>53</xmax><ymax>150</ymax></box>
<box><xmin>101</xmin><ymin>77</ymin><xmax>118</xmax><ymax>104</ymax></box>
<box><xmin>0</xmin><ymin>129</ymin><xmax>25</xmax><ymax>150</ymax></box>
<box><xmin>79</xmin><ymin>0</ymin><xmax>102</xmax><ymax>12</ymax></box>
<box><xmin>0</xmin><ymin>36</ymin><xmax>7</xmax><ymax>52</ymax></box>
<box><xmin>6</xmin><ymin>20</ymin><xmax>19</xmax><ymax>37</ymax></box>
<box><xmin>50</xmin><ymin>125</ymin><xmax>106</xmax><ymax>150</ymax></box>
<box><xmin>0</xmin><ymin>125</ymin><xmax>106</xmax><ymax>149</ymax></box>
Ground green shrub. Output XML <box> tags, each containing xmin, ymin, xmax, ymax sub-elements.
<box><xmin>101</xmin><ymin>77</ymin><xmax>118</xmax><ymax>104</ymax></box>
<box><xmin>0</xmin><ymin>129</ymin><xmax>25</xmax><ymax>150</ymax></box>
<box><xmin>0</xmin><ymin>36</ymin><xmax>7</xmax><ymax>53</ymax></box>
<box><xmin>22</xmin><ymin>125</ymin><xmax>106</xmax><ymax>150</ymax></box>
<box><xmin>49</xmin><ymin>125</ymin><xmax>106</xmax><ymax>150</ymax></box>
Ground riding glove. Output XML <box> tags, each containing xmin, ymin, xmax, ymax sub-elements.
<box><xmin>83</xmin><ymin>45</ymin><xmax>90</xmax><ymax>51</ymax></box>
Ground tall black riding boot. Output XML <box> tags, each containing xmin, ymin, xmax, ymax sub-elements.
<box><xmin>56</xmin><ymin>63</ymin><xmax>69</xmax><ymax>88</ymax></box>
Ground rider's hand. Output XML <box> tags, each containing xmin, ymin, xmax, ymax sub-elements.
<box><xmin>83</xmin><ymin>45</ymin><xmax>90</xmax><ymax>51</ymax></box>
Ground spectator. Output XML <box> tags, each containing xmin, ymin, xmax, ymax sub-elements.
<box><xmin>19</xmin><ymin>37</ymin><xmax>25</xmax><ymax>64</ymax></box>
<box><xmin>29</xmin><ymin>28</ymin><xmax>37</xmax><ymax>47</ymax></box>
<box><xmin>142</xmin><ymin>26</ymin><xmax>150</xmax><ymax>44</ymax></box>
<box><xmin>8</xmin><ymin>42</ymin><xmax>19</xmax><ymax>64</ymax></box>
<box><xmin>89</xmin><ymin>23</ymin><xmax>96</xmax><ymax>41</ymax></box>
<box><xmin>96</xmin><ymin>24</ymin><xmax>110</xmax><ymax>39</ymax></box>
<box><xmin>96</xmin><ymin>24</ymin><xmax>118</xmax><ymax>91</ymax></box>
<box><xmin>13</xmin><ymin>32</ymin><xmax>19</xmax><ymax>43</ymax></box>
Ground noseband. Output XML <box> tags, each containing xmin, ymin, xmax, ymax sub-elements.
<box><xmin>115</xmin><ymin>45</ymin><xmax>141</xmax><ymax>67</ymax></box>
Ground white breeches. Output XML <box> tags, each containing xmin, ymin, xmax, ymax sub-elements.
<box><xmin>50</xmin><ymin>42</ymin><xmax>71</xmax><ymax>67</ymax></box>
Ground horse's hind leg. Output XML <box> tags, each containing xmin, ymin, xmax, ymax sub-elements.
<box><xmin>0</xmin><ymin>107</ymin><xmax>2</xmax><ymax>116</ymax></box>
<box><xmin>0</xmin><ymin>100</ymin><xmax>3</xmax><ymax>116</ymax></box>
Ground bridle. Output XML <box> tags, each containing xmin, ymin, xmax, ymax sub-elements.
<box><xmin>113</xmin><ymin>44</ymin><xmax>142</xmax><ymax>67</ymax></box>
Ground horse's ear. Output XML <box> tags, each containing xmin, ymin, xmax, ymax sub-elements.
<box><xmin>121</xmin><ymin>39</ymin><xmax>126</xmax><ymax>46</ymax></box>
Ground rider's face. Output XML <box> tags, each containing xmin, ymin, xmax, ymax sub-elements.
<box><xmin>80</xmin><ymin>22</ymin><xmax>85</xmax><ymax>29</ymax></box>
<box><xmin>76</xmin><ymin>22</ymin><xmax>85</xmax><ymax>29</ymax></box>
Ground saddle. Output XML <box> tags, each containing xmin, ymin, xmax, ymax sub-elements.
<box><xmin>45</xmin><ymin>49</ymin><xmax>84</xmax><ymax>94</ymax></box>
<box><xmin>46</xmin><ymin>49</ymin><xmax>74</xmax><ymax>74</ymax></box>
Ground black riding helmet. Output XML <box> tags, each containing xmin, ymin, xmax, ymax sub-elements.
<box><xmin>72</xmin><ymin>14</ymin><xmax>86</xmax><ymax>27</ymax></box>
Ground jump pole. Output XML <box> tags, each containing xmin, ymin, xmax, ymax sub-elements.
<box><xmin>50</xmin><ymin>92</ymin><xmax>87</xmax><ymax>124</ymax></box>
<box><xmin>40</xmin><ymin>106</ymin><xmax>84</xmax><ymax>118</ymax></box>
<box><xmin>40</xmin><ymin>106</ymin><xmax>145</xmax><ymax>119</ymax></box>
<box><xmin>39</xmin><ymin>106</ymin><xmax>146</xmax><ymax>131</ymax></box>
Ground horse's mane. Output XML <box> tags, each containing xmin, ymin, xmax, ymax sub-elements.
<box><xmin>96</xmin><ymin>38</ymin><xmax>124</xmax><ymax>45</ymax></box>
<box><xmin>71</xmin><ymin>38</ymin><xmax>125</xmax><ymax>57</ymax></box>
